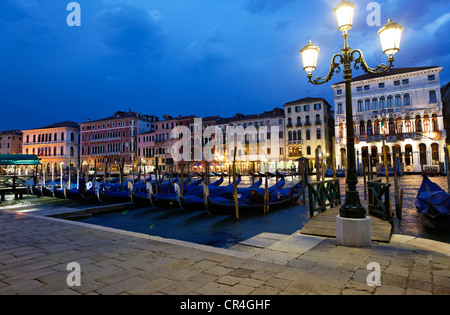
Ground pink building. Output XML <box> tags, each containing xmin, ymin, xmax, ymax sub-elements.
<box><xmin>0</xmin><ymin>130</ymin><xmax>23</xmax><ymax>155</ymax></box>
<box><xmin>80</xmin><ymin>111</ymin><xmax>157</xmax><ymax>173</ymax></box>
<box><xmin>137</xmin><ymin>115</ymin><xmax>196</xmax><ymax>171</ymax></box>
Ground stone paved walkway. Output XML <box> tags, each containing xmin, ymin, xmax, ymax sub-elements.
<box><xmin>0</xmin><ymin>210</ymin><xmax>449</xmax><ymax>295</ymax></box>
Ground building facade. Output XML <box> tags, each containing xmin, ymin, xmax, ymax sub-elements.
<box><xmin>80</xmin><ymin>111</ymin><xmax>157</xmax><ymax>173</ymax></box>
<box><xmin>332</xmin><ymin>66</ymin><xmax>446</xmax><ymax>173</ymax></box>
<box><xmin>137</xmin><ymin>115</ymin><xmax>197</xmax><ymax>171</ymax></box>
<box><xmin>284</xmin><ymin>97</ymin><xmax>334</xmax><ymax>169</ymax></box>
<box><xmin>441</xmin><ymin>81</ymin><xmax>450</xmax><ymax>148</ymax></box>
<box><xmin>0</xmin><ymin>130</ymin><xmax>23</xmax><ymax>155</ymax></box>
<box><xmin>22</xmin><ymin>121</ymin><xmax>81</xmax><ymax>173</ymax></box>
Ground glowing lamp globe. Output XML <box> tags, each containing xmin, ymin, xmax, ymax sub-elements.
<box><xmin>378</xmin><ymin>19</ymin><xmax>403</xmax><ymax>58</ymax></box>
<box><xmin>300</xmin><ymin>41</ymin><xmax>320</xmax><ymax>75</ymax></box>
<box><xmin>334</xmin><ymin>0</ymin><xmax>355</xmax><ymax>32</ymax></box>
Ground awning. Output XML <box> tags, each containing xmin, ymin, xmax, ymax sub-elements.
<box><xmin>0</xmin><ymin>154</ymin><xmax>41</xmax><ymax>166</ymax></box>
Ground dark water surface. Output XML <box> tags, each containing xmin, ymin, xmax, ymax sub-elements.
<box><xmin>79</xmin><ymin>175</ymin><xmax>450</xmax><ymax>248</ymax></box>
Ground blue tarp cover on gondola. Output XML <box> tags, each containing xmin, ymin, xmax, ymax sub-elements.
<box><xmin>415</xmin><ymin>176</ymin><xmax>450</xmax><ymax>217</ymax></box>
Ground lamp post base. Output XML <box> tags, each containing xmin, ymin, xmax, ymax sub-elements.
<box><xmin>336</xmin><ymin>215</ymin><xmax>372</xmax><ymax>248</ymax></box>
<box><xmin>339</xmin><ymin>191</ymin><xmax>367</xmax><ymax>219</ymax></box>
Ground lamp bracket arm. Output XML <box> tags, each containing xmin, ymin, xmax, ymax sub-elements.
<box><xmin>351</xmin><ymin>49</ymin><xmax>394</xmax><ymax>74</ymax></box>
<box><xmin>308</xmin><ymin>53</ymin><xmax>344</xmax><ymax>85</ymax></box>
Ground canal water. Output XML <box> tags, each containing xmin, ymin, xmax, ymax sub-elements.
<box><xmin>79</xmin><ymin>175</ymin><xmax>450</xmax><ymax>248</ymax></box>
<box><xmin>2</xmin><ymin>175</ymin><xmax>449</xmax><ymax>248</ymax></box>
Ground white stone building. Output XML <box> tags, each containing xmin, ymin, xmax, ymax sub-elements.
<box><xmin>332</xmin><ymin>66</ymin><xmax>446</xmax><ymax>173</ymax></box>
<box><xmin>284</xmin><ymin>97</ymin><xmax>335</xmax><ymax>169</ymax></box>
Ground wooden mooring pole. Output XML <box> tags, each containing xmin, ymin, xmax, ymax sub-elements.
<box><xmin>232</xmin><ymin>149</ymin><xmax>239</xmax><ymax>220</ymax></box>
<box><xmin>445</xmin><ymin>146</ymin><xmax>450</xmax><ymax>194</ymax></box>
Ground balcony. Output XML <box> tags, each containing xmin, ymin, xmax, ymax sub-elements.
<box><xmin>315</xmin><ymin>120</ymin><xmax>322</xmax><ymax>126</ymax></box>
<box><xmin>288</xmin><ymin>140</ymin><xmax>304</xmax><ymax>145</ymax></box>
<box><xmin>295</xmin><ymin>123</ymin><xmax>303</xmax><ymax>127</ymax></box>
<box><xmin>286</xmin><ymin>123</ymin><xmax>294</xmax><ymax>128</ymax></box>
<box><xmin>304</xmin><ymin>121</ymin><xmax>311</xmax><ymax>127</ymax></box>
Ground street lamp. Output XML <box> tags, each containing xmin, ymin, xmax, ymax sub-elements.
<box><xmin>300</xmin><ymin>0</ymin><xmax>403</xmax><ymax>219</ymax></box>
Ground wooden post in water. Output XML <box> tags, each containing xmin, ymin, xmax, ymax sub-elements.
<box><xmin>302</xmin><ymin>160</ymin><xmax>306</xmax><ymax>204</ymax></box>
<box><xmin>332</xmin><ymin>137</ymin><xmax>336</xmax><ymax>179</ymax></box>
<box><xmin>264</xmin><ymin>172</ymin><xmax>269</xmax><ymax>214</ymax></box>
<box><xmin>445</xmin><ymin>146</ymin><xmax>450</xmax><ymax>194</ymax></box>
<box><xmin>232</xmin><ymin>149</ymin><xmax>239</xmax><ymax>220</ymax></box>
<box><xmin>363</xmin><ymin>160</ymin><xmax>367</xmax><ymax>200</ymax></box>
<box><xmin>393</xmin><ymin>147</ymin><xmax>399</xmax><ymax>217</ymax></box>
<box><xmin>382</xmin><ymin>140</ymin><xmax>392</xmax><ymax>221</ymax></box>
<box><xmin>155</xmin><ymin>158</ymin><xmax>159</xmax><ymax>194</ymax></box>
<box><xmin>180</xmin><ymin>164</ymin><xmax>184</xmax><ymax>196</ymax></box>
<box><xmin>252</xmin><ymin>161</ymin><xmax>255</xmax><ymax>187</ymax></box>
<box><xmin>382</xmin><ymin>140</ymin><xmax>389</xmax><ymax>184</ymax></box>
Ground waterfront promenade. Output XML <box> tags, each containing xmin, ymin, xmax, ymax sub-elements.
<box><xmin>0</xmin><ymin>208</ymin><xmax>449</xmax><ymax>295</ymax></box>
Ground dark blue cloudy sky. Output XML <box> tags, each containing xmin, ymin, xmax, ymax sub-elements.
<box><xmin>0</xmin><ymin>0</ymin><xmax>449</xmax><ymax>131</ymax></box>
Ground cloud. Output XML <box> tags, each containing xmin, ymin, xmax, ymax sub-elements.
<box><xmin>95</xmin><ymin>4</ymin><xmax>165</xmax><ymax>62</ymax></box>
<box><xmin>244</xmin><ymin>0</ymin><xmax>295</xmax><ymax>14</ymax></box>
<box><xmin>181</xmin><ymin>26</ymin><xmax>228</xmax><ymax>69</ymax></box>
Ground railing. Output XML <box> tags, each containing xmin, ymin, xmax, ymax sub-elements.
<box><xmin>308</xmin><ymin>179</ymin><xmax>341</xmax><ymax>218</ymax></box>
<box><xmin>368</xmin><ymin>180</ymin><xmax>392</xmax><ymax>223</ymax></box>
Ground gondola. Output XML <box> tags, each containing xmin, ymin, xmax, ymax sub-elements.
<box><xmin>131</xmin><ymin>176</ymin><xmax>202</xmax><ymax>207</ymax></box>
<box><xmin>151</xmin><ymin>177</ymin><xmax>206</xmax><ymax>208</ymax></box>
<box><xmin>205</xmin><ymin>176</ymin><xmax>304</xmax><ymax>216</ymax></box>
<box><xmin>179</xmin><ymin>175</ymin><xmax>264</xmax><ymax>211</ymax></box>
<box><xmin>415</xmin><ymin>176</ymin><xmax>450</xmax><ymax>229</ymax></box>
<box><xmin>96</xmin><ymin>176</ymin><xmax>153</xmax><ymax>204</ymax></box>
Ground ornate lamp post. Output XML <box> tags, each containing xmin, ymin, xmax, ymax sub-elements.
<box><xmin>300</xmin><ymin>0</ymin><xmax>403</xmax><ymax>219</ymax></box>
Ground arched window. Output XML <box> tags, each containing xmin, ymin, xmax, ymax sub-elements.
<box><xmin>357</xmin><ymin>100</ymin><xmax>363</xmax><ymax>112</ymax></box>
<box><xmin>365</xmin><ymin>99</ymin><xmax>370</xmax><ymax>111</ymax></box>
<box><xmin>60</xmin><ymin>146</ymin><xmax>64</xmax><ymax>156</ymax></box>
<box><xmin>379</xmin><ymin>96</ymin><xmax>385</xmax><ymax>109</ymax></box>
<box><xmin>367</xmin><ymin>120</ymin><xmax>373</xmax><ymax>136</ymax></box>
<box><xmin>429</xmin><ymin>90</ymin><xmax>437</xmax><ymax>104</ymax></box>
<box><xmin>306</xmin><ymin>129</ymin><xmax>311</xmax><ymax>140</ymax></box>
<box><xmin>423</xmin><ymin>115</ymin><xmax>430</xmax><ymax>132</ymax></box>
<box><xmin>387</xmin><ymin>95</ymin><xmax>393</xmax><ymax>108</ymax></box>
<box><xmin>415</xmin><ymin>116</ymin><xmax>422</xmax><ymax>132</ymax></box>
<box><xmin>404</xmin><ymin>93</ymin><xmax>411</xmax><ymax>106</ymax></box>
<box><xmin>360</xmin><ymin>121</ymin><xmax>365</xmax><ymax>136</ymax></box>
<box><xmin>305</xmin><ymin>116</ymin><xmax>311</xmax><ymax>125</ymax></box>
<box><xmin>432</xmin><ymin>114</ymin><xmax>438</xmax><ymax>132</ymax></box>
<box><xmin>395</xmin><ymin>94</ymin><xmax>401</xmax><ymax>107</ymax></box>
<box><xmin>419</xmin><ymin>144</ymin><xmax>427</xmax><ymax>165</ymax></box>
<box><xmin>316</xmin><ymin>114</ymin><xmax>321</xmax><ymax>124</ymax></box>
<box><xmin>288</xmin><ymin>117</ymin><xmax>292</xmax><ymax>126</ymax></box>
<box><xmin>372</xmin><ymin>98</ymin><xmax>378</xmax><ymax>110</ymax></box>
<box><xmin>307</xmin><ymin>146</ymin><xmax>311</xmax><ymax>155</ymax></box>
<box><xmin>293</xmin><ymin>130</ymin><xmax>297</xmax><ymax>140</ymax></box>
<box><xmin>71</xmin><ymin>133</ymin><xmax>75</xmax><ymax>142</ymax></box>
<box><xmin>70</xmin><ymin>147</ymin><xmax>74</xmax><ymax>156</ymax></box>
<box><xmin>431</xmin><ymin>143</ymin><xmax>439</xmax><ymax>165</ymax></box>
<box><xmin>288</xmin><ymin>131</ymin><xmax>292</xmax><ymax>141</ymax></box>
<box><xmin>61</xmin><ymin>132</ymin><xmax>65</xmax><ymax>141</ymax></box>
<box><xmin>297</xmin><ymin>130</ymin><xmax>302</xmax><ymax>140</ymax></box>
<box><xmin>296</xmin><ymin>116</ymin><xmax>301</xmax><ymax>126</ymax></box>
<box><xmin>316</xmin><ymin>128</ymin><xmax>321</xmax><ymax>140</ymax></box>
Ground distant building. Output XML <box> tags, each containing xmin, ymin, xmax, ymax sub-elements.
<box><xmin>137</xmin><ymin>115</ymin><xmax>197</xmax><ymax>171</ymax></box>
<box><xmin>284</xmin><ymin>97</ymin><xmax>334</xmax><ymax>169</ymax></box>
<box><xmin>80</xmin><ymin>110</ymin><xmax>158</xmax><ymax>173</ymax></box>
<box><xmin>22</xmin><ymin>121</ymin><xmax>80</xmax><ymax>174</ymax></box>
<box><xmin>332</xmin><ymin>66</ymin><xmax>446</xmax><ymax>173</ymax></box>
<box><xmin>0</xmin><ymin>130</ymin><xmax>23</xmax><ymax>155</ymax></box>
